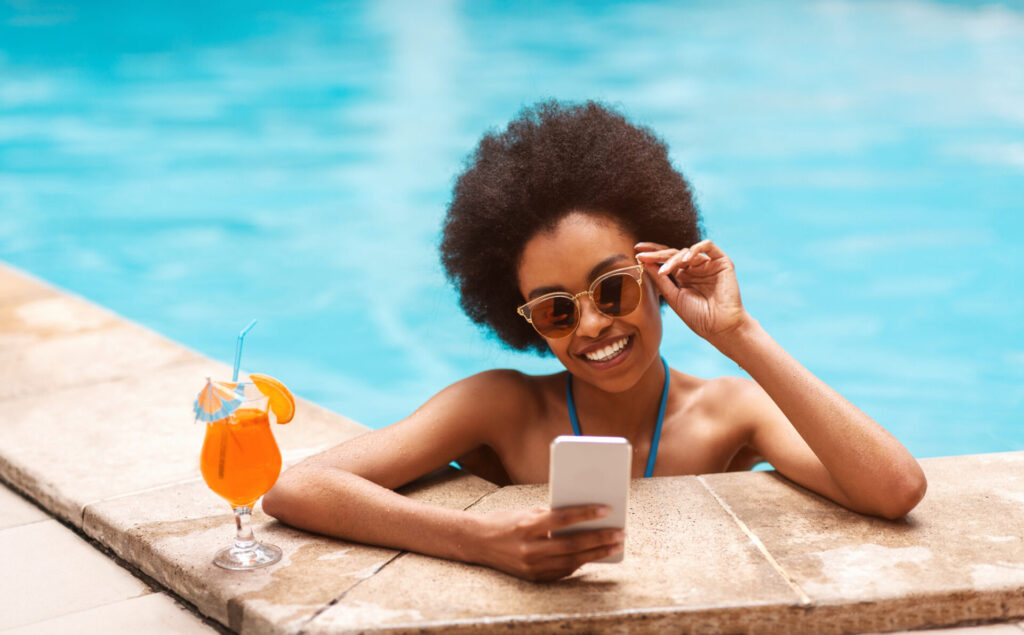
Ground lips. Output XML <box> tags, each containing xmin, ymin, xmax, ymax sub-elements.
<box><xmin>576</xmin><ymin>334</ymin><xmax>633</xmax><ymax>365</ymax></box>
<box><xmin>583</xmin><ymin>336</ymin><xmax>629</xmax><ymax>362</ymax></box>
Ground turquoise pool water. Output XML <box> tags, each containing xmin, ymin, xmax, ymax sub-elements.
<box><xmin>1</xmin><ymin>1</ymin><xmax>1022</xmax><ymax>458</ymax></box>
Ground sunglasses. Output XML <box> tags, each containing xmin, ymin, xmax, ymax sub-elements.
<box><xmin>516</xmin><ymin>260</ymin><xmax>645</xmax><ymax>338</ymax></box>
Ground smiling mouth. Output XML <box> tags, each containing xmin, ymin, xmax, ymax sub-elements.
<box><xmin>582</xmin><ymin>336</ymin><xmax>631</xmax><ymax>363</ymax></box>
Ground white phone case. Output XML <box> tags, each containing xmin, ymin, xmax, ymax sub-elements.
<box><xmin>548</xmin><ymin>435</ymin><xmax>631</xmax><ymax>563</ymax></box>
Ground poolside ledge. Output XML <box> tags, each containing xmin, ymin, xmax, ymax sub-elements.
<box><xmin>2</xmin><ymin>259</ymin><xmax>1023</xmax><ymax>635</ymax></box>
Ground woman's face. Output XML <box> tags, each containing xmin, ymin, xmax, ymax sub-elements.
<box><xmin>517</xmin><ymin>211</ymin><xmax>663</xmax><ymax>392</ymax></box>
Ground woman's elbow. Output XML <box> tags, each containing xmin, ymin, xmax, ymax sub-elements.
<box><xmin>262</xmin><ymin>474</ymin><xmax>302</xmax><ymax>522</ymax></box>
<box><xmin>261</xmin><ymin>484</ymin><xmax>286</xmax><ymax>520</ymax></box>
<box><xmin>876</xmin><ymin>468</ymin><xmax>928</xmax><ymax>520</ymax></box>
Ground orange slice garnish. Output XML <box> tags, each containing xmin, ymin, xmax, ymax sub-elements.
<box><xmin>249</xmin><ymin>373</ymin><xmax>295</xmax><ymax>424</ymax></box>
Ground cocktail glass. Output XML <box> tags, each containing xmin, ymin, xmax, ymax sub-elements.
<box><xmin>199</xmin><ymin>382</ymin><xmax>283</xmax><ymax>570</ymax></box>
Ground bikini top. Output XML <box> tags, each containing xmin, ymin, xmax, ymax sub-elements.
<box><xmin>565</xmin><ymin>356</ymin><xmax>669</xmax><ymax>478</ymax></box>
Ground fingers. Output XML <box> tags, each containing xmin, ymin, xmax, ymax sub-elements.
<box><xmin>530</xmin><ymin>541</ymin><xmax>626</xmax><ymax>581</ymax></box>
<box><xmin>633</xmin><ymin>243</ymin><xmax>675</xmax><ymax>264</ymax></box>
<box><xmin>634</xmin><ymin>241</ymin><xmax>668</xmax><ymax>253</ymax></box>
<box><xmin>532</xmin><ymin>510</ymin><xmax>623</xmax><ymax>561</ymax></box>
<box><xmin>635</xmin><ymin>242</ymin><xmax>718</xmax><ymax>267</ymax></box>
<box><xmin>543</xmin><ymin>504</ymin><xmax>610</xmax><ymax>533</ymax></box>
<box><xmin>521</xmin><ymin>529</ymin><xmax>626</xmax><ymax>581</ymax></box>
<box><xmin>649</xmin><ymin>249</ymin><xmax>711</xmax><ymax>280</ymax></box>
<box><xmin>659</xmin><ymin>248</ymin><xmax>710</xmax><ymax>275</ymax></box>
<box><xmin>635</xmin><ymin>240</ymin><xmax>720</xmax><ymax>284</ymax></box>
<box><xmin>547</xmin><ymin>528</ymin><xmax>625</xmax><ymax>556</ymax></box>
<box><xmin>635</xmin><ymin>239</ymin><xmax>727</xmax><ymax>261</ymax></box>
<box><xmin>497</xmin><ymin>507</ymin><xmax>626</xmax><ymax>581</ymax></box>
<box><xmin>685</xmin><ymin>239</ymin><xmax>728</xmax><ymax>260</ymax></box>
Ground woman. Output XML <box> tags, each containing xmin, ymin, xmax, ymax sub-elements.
<box><xmin>263</xmin><ymin>100</ymin><xmax>926</xmax><ymax>582</ymax></box>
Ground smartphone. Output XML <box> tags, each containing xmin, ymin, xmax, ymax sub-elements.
<box><xmin>548</xmin><ymin>435</ymin><xmax>631</xmax><ymax>563</ymax></box>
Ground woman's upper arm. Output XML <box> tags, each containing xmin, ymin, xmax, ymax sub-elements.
<box><xmin>731</xmin><ymin>378</ymin><xmax>854</xmax><ymax>508</ymax></box>
<box><xmin>293</xmin><ymin>369</ymin><xmax>529</xmax><ymax>491</ymax></box>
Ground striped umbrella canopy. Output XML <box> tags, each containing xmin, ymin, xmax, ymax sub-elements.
<box><xmin>193</xmin><ymin>377</ymin><xmax>246</xmax><ymax>422</ymax></box>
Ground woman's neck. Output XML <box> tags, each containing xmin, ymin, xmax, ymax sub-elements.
<box><xmin>569</xmin><ymin>355</ymin><xmax>667</xmax><ymax>441</ymax></box>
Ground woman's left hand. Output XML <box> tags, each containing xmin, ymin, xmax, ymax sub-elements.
<box><xmin>635</xmin><ymin>239</ymin><xmax>749</xmax><ymax>345</ymax></box>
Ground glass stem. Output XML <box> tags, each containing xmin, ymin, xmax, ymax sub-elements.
<box><xmin>233</xmin><ymin>506</ymin><xmax>257</xmax><ymax>551</ymax></box>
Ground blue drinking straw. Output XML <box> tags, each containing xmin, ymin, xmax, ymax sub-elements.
<box><xmin>232</xmin><ymin>319</ymin><xmax>258</xmax><ymax>382</ymax></box>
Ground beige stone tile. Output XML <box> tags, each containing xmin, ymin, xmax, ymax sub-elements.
<box><xmin>0</xmin><ymin>262</ymin><xmax>56</xmax><ymax>304</ymax></box>
<box><xmin>0</xmin><ymin>293</ymin><xmax>118</xmax><ymax>339</ymax></box>
<box><xmin>0</xmin><ymin>358</ymin><xmax>368</xmax><ymax>527</ymax></box>
<box><xmin>0</xmin><ymin>481</ymin><xmax>48</xmax><ymax>530</ymax></box>
<box><xmin>0</xmin><ymin>294</ymin><xmax>201</xmax><ymax>402</ymax></box>
<box><xmin>2</xmin><ymin>592</ymin><xmax>219</xmax><ymax>635</ymax></box>
<box><xmin>700</xmin><ymin>452</ymin><xmax>1024</xmax><ymax>633</ymax></box>
<box><xmin>82</xmin><ymin>468</ymin><xmax>497</xmax><ymax>634</ymax></box>
<box><xmin>0</xmin><ymin>520</ymin><xmax>150</xmax><ymax>631</ymax></box>
<box><xmin>307</xmin><ymin>476</ymin><xmax>804</xmax><ymax>634</ymax></box>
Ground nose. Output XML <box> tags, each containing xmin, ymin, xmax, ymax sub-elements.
<box><xmin>574</xmin><ymin>294</ymin><xmax>613</xmax><ymax>338</ymax></box>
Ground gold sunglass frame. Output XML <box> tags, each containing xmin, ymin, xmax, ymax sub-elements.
<box><xmin>516</xmin><ymin>259</ymin><xmax>645</xmax><ymax>338</ymax></box>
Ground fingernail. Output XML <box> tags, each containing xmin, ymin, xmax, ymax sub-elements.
<box><xmin>658</xmin><ymin>265</ymin><xmax>670</xmax><ymax>275</ymax></box>
<box><xmin>598</xmin><ymin>505</ymin><xmax>612</xmax><ymax>516</ymax></box>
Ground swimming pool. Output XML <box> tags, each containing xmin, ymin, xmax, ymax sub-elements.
<box><xmin>2</xmin><ymin>1</ymin><xmax>1022</xmax><ymax>458</ymax></box>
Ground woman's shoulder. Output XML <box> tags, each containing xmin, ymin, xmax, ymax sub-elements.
<box><xmin>454</xmin><ymin>366</ymin><xmax>558</xmax><ymax>390</ymax></box>
<box><xmin>444</xmin><ymin>367</ymin><xmax>564</xmax><ymax>421</ymax></box>
<box><xmin>676</xmin><ymin>371</ymin><xmax>763</xmax><ymax>426</ymax></box>
<box><xmin>662</xmin><ymin>367</ymin><xmax>754</xmax><ymax>417</ymax></box>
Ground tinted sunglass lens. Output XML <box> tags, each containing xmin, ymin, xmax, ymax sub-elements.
<box><xmin>595</xmin><ymin>274</ymin><xmax>640</xmax><ymax>316</ymax></box>
<box><xmin>532</xmin><ymin>296</ymin><xmax>578</xmax><ymax>337</ymax></box>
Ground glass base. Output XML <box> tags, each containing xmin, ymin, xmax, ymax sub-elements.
<box><xmin>213</xmin><ymin>542</ymin><xmax>282</xmax><ymax>570</ymax></box>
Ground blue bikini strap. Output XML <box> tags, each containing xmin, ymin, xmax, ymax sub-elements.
<box><xmin>566</xmin><ymin>374</ymin><xmax>583</xmax><ymax>436</ymax></box>
<box><xmin>565</xmin><ymin>356</ymin><xmax>670</xmax><ymax>478</ymax></box>
<box><xmin>647</xmin><ymin>356</ymin><xmax>669</xmax><ymax>478</ymax></box>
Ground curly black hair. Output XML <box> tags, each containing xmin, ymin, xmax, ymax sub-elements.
<box><xmin>441</xmin><ymin>100</ymin><xmax>703</xmax><ymax>354</ymax></box>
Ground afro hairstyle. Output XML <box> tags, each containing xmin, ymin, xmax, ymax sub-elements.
<box><xmin>441</xmin><ymin>99</ymin><xmax>703</xmax><ymax>354</ymax></box>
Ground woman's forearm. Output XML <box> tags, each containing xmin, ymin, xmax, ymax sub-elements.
<box><xmin>263</xmin><ymin>465</ymin><xmax>482</xmax><ymax>563</ymax></box>
<box><xmin>710</xmin><ymin>315</ymin><xmax>927</xmax><ymax>517</ymax></box>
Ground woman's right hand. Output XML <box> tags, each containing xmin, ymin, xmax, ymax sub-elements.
<box><xmin>470</xmin><ymin>505</ymin><xmax>625</xmax><ymax>581</ymax></box>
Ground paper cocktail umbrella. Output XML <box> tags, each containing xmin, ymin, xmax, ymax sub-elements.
<box><xmin>193</xmin><ymin>378</ymin><xmax>246</xmax><ymax>422</ymax></box>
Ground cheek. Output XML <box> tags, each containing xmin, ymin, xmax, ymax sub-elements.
<box><xmin>637</xmin><ymin>286</ymin><xmax>663</xmax><ymax>338</ymax></box>
<box><xmin>539</xmin><ymin>330</ymin><xmax>566</xmax><ymax>354</ymax></box>
<box><xmin>639</xmin><ymin>278</ymin><xmax>660</xmax><ymax>317</ymax></box>
<box><xmin>548</xmin><ymin>340</ymin><xmax>577</xmax><ymax>368</ymax></box>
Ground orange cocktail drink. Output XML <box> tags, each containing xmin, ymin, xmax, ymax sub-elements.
<box><xmin>200</xmin><ymin>406</ymin><xmax>282</xmax><ymax>509</ymax></box>
<box><xmin>195</xmin><ymin>374</ymin><xmax>294</xmax><ymax>570</ymax></box>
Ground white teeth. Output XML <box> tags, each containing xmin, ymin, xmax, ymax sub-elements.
<box><xmin>584</xmin><ymin>336</ymin><xmax>629</xmax><ymax>362</ymax></box>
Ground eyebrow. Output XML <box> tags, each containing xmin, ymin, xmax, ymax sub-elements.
<box><xmin>526</xmin><ymin>254</ymin><xmax>631</xmax><ymax>299</ymax></box>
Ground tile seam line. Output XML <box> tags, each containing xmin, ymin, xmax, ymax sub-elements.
<box><xmin>8</xmin><ymin>592</ymin><xmax>232</xmax><ymax>635</ymax></box>
<box><xmin>461</xmin><ymin>484</ymin><xmax>500</xmax><ymax>512</ymax></box>
<box><xmin>696</xmin><ymin>474</ymin><xmax>812</xmax><ymax>606</ymax></box>
<box><xmin>296</xmin><ymin>484</ymin><xmax>497</xmax><ymax>634</ymax></box>
<box><xmin>296</xmin><ymin>550</ymin><xmax>406</xmax><ymax>634</ymax></box>
<box><xmin>1</xmin><ymin>590</ymin><xmax>157</xmax><ymax>633</ymax></box>
<box><xmin>0</xmin><ymin>473</ymin><xmax>229</xmax><ymax>634</ymax></box>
